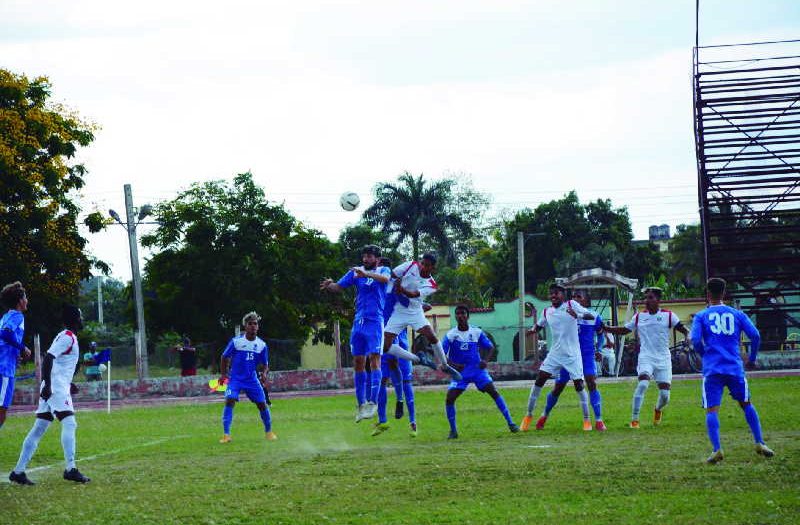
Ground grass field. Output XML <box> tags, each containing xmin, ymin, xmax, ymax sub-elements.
<box><xmin>2</xmin><ymin>376</ymin><xmax>798</xmax><ymax>525</ymax></box>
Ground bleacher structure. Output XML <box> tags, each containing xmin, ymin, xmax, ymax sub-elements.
<box><xmin>693</xmin><ymin>39</ymin><xmax>800</xmax><ymax>351</ymax></box>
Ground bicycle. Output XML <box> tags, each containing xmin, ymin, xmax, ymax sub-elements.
<box><xmin>670</xmin><ymin>341</ymin><xmax>702</xmax><ymax>374</ymax></box>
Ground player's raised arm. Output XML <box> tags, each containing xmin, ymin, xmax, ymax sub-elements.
<box><xmin>604</xmin><ymin>314</ymin><xmax>634</xmax><ymax>336</ymax></box>
<box><xmin>352</xmin><ymin>265</ymin><xmax>391</xmax><ymax>284</ymax></box>
<box><xmin>567</xmin><ymin>299</ymin><xmax>594</xmax><ymax>320</ymax></box>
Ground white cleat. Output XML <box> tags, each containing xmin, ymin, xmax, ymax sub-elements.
<box><xmin>355</xmin><ymin>404</ymin><xmax>367</xmax><ymax>423</ymax></box>
<box><xmin>362</xmin><ymin>402</ymin><xmax>378</xmax><ymax>420</ymax></box>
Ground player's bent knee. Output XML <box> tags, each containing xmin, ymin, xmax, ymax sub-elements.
<box><xmin>657</xmin><ymin>383</ymin><xmax>671</xmax><ymax>390</ymax></box>
<box><xmin>706</xmin><ymin>406</ymin><xmax>720</xmax><ymax>413</ymax></box>
<box><xmin>573</xmin><ymin>380</ymin><xmax>585</xmax><ymax>392</ymax></box>
<box><xmin>54</xmin><ymin>410</ymin><xmax>75</xmax><ymax>422</ymax></box>
<box><xmin>225</xmin><ymin>399</ymin><xmax>237</xmax><ymax>407</ymax></box>
<box><xmin>36</xmin><ymin>412</ymin><xmax>54</xmax><ymax>422</ymax></box>
<box><xmin>638</xmin><ymin>374</ymin><xmax>650</xmax><ymax>381</ymax></box>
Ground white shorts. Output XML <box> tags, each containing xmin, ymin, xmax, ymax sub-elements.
<box><xmin>540</xmin><ymin>351</ymin><xmax>584</xmax><ymax>381</ymax></box>
<box><xmin>36</xmin><ymin>391</ymin><xmax>74</xmax><ymax>415</ymax></box>
<box><xmin>637</xmin><ymin>357</ymin><xmax>672</xmax><ymax>384</ymax></box>
<box><xmin>384</xmin><ymin>309</ymin><xmax>430</xmax><ymax>335</ymax></box>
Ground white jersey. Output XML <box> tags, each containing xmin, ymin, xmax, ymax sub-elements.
<box><xmin>536</xmin><ymin>300</ymin><xmax>591</xmax><ymax>359</ymax></box>
<box><xmin>43</xmin><ymin>329</ymin><xmax>80</xmax><ymax>395</ymax></box>
<box><xmin>390</xmin><ymin>261</ymin><xmax>437</xmax><ymax>315</ymax></box>
<box><xmin>625</xmin><ymin>309</ymin><xmax>680</xmax><ymax>366</ymax></box>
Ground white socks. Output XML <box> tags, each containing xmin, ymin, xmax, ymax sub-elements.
<box><xmin>632</xmin><ymin>380</ymin><xmax>650</xmax><ymax>421</ymax></box>
<box><xmin>386</xmin><ymin>344</ymin><xmax>419</xmax><ymax>363</ymax></box>
<box><xmin>431</xmin><ymin>341</ymin><xmax>448</xmax><ymax>366</ymax></box>
<box><xmin>656</xmin><ymin>389</ymin><xmax>670</xmax><ymax>411</ymax></box>
<box><xmin>61</xmin><ymin>415</ymin><xmax>78</xmax><ymax>470</ymax></box>
<box><xmin>14</xmin><ymin>418</ymin><xmax>50</xmax><ymax>474</ymax></box>
<box><xmin>526</xmin><ymin>385</ymin><xmax>542</xmax><ymax>416</ymax></box>
<box><xmin>577</xmin><ymin>389</ymin><xmax>590</xmax><ymax>420</ymax></box>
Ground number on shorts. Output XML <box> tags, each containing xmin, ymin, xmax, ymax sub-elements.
<box><xmin>708</xmin><ymin>312</ymin><xmax>735</xmax><ymax>335</ymax></box>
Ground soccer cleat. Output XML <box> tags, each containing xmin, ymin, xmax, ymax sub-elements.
<box><xmin>755</xmin><ymin>443</ymin><xmax>775</xmax><ymax>458</ymax></box>
<box><xmin>520</xmin><ymin>415</ymin><xmax>533</xmax><ymax>432</ymax></box>
<box><xmin>447</xmin><ymin>430</ymin><xmax>459</xmax><ymax>439</ymax></box>
<box><xmin>219</xmin><ymin>434</ymin><xmax>232</xmax><ymax>443</ymax></box>
<box><xmin>706</xmin><ymin>450</ymin><xmax>724</xmax><ymax>464</ymax></box>
<box><xmin>441</xmin><ymin>363</ymin><xmax>463</xmax><ymax>381</ymax></box>
<box><xmin>8</xmin><ymin>471</ymin><xmax>35</xmax><ymax>485</ymax></box>
<box><xmin>536</xmin><ymin>416</ymin><xmax>548</xmax><ymax>430</ymax></box>
<box><xmin>629</xmin><ymin>420</ymin><xmax>640</xmax><ymax>429</ymax></box>
<box><xmin>417</xmin><ymin>352</ymin><xmax>438</xmax><ymax>370</ymax></box>
<box><xmin>409</xmin><ymin>422</ymin><xmax>418</xmax><ymax>438</ymax></box>
<box><xmin>265</xmin><ymin>431</ymin><xmax>278</xmax><ymax>441</ymax></box>
<box><xmin>509</xmin><ymin>423</ymin><xmax>520</xmax><ymax>433</ymax></box>
<box><xmin>653</xmin><ymin>409</ymin><xmax>663</xmax><ymax>426</ymax></box>
<box><xmin>595</xmin><ymin>420</ymin><xmax>608</xmax><ymax>432</ymax></box>
<box><xmin>583</xmin><ymin>420</ymin><xmax>593</xmax><ymax>432</ymax></box>
<box><xmin>362</xmin><ymin>402</ymin><xmax>378</xmax><ymax>420</ymax></box>
<box><xmin>395</xmin><ymin>400</ymin><xmax>404</xmax><ymax>419</ymax></box>
<box><xmin>355</xmin><ymin>404</ymin><xmax>367</xmax><ymax>423</ymax></box>
<box><xmin>63</xmin><ymin>468</ymin><xmax>90</xmax><ymax>483</ymax></box>
<box><xmin>371</xmin><ymin>423</ymin><xmax>390</xmax><ymax>437</ymax></box>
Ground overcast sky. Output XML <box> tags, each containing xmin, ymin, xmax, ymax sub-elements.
<box><xmin>2</xmin><ymin>1</ymin><xmax>798</xmax><ymax>280</ymax></box>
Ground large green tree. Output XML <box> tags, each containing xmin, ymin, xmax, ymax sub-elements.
<box><xmin>666</xmin><ymin>223</ymin><xmax>704</xmax><ymax>291</ymax></box>
<box><xmin>140</xmin><ymin>172</ymin><xmax>344</xmax><ymax>369</ymax></box>
<box><xmin>0</xmin><ymin>69</ymin><xmax>104</xmax><ymax>338</ymax></box>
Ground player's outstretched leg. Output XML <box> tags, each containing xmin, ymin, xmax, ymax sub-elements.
<box><xmin>372</xmin><ymin>379</ymin><xmax>390</xmax><ymax>436</ymax></box>
<box><xmin>482</xmin><ymin>383</ymin><xmax>518</xmax><ymax>433</ymax></box>
<box><xmin>630</xmin><ymin>377</ymin><xmax>650</xmax><ymax>428</ymax></box>
<box><xmin>59</xmin><ymin>414</ymin><xmax>90</xmax><ymax>483</ymax></box>
<box><xmin>221</xmin><ymin>399</ymin><xmax>236</xmax><ymax>443</ymax></box>
<box><xmin>9</xmin><ymin>416</ymin><xmax>51</xmax><ymax>485</ymax></box>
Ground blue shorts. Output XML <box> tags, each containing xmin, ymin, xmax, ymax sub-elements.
<box><xmin>556</xmin><ymin>351</ymin><xmax>596</xmax><ymax>383</ymax></box>
<box><xmin>350</xmin><ymin>318</ymin><xmax>383</xmax><ymax>356</ymax></box>
<box><xmin>449</xmin><ymin>365</ymin><xmax>493</xmax><ymax>391</ymax></box>
<box><xmin>225</xmin><ymin>380</ymin><xmax>266</xmax><ymax>404</ymax></box>
<box><xmin>1</xmin><ymin>375</ymin><xmax>15</xmax><ymax>408</ymax></box>
<box><xmin>702</xmin><ymin>373</ymin><xmax>750</xmax><ymax>408</ymax></box>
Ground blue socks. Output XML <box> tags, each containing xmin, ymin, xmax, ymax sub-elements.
<box><xmin>259</xmin><ymin>408</ymin><xmax>272</xmax><ymax>433</ymax></box>
<box><xmin>403</xmin><ymin>381</ymin><xmax>416</xmax><ymax>424</ymax></box>
<box><xmin>390</xmin><ymin>367</ymin><xmax>403</xmax><ymax>401</ymax></box>
<box><xmin>744</xmin><ymin>404</ymin><xmax>764</xmax><ymax>444</ymax></box>
<box><xmin>706</xmin><ymin>411</ymin><xmax>721</xmax><ymax>451</ymax></box>
<box><xmin>377</xmin><ymin>383</ymin><xmax>388</xmax><ymax>424</ymax></box>
<box><xmin>369</xmin><ymin>369</ymin><xmax>382</xmax><ymax>404</ymax></box>
<box><xmin>590</xmin><ymin>389</ymin><xmax>603</xmax><ymax>420</ymax></box>
<box><xmin>222</xmin><ymin>404</ymin><xmax>234</xmax><ymax>434</ymax></box>
<box><xmin>354</xmin><ymin>371</ymin><xmax>367</xmax><ymax>406</ymax></box>
<box><xmin>494</xmin><ymin>395</ymin><xmax>514</xmax><ymax>425</ymax></box>
<box><xmin>543</xmin><ymin>391</ymin><xmax>560</xmax><ymax>416</ymax></box>
<box><xmin>446</xmin><ymin>404</ymin><xmax>457</xmax><ymax>433</ymax></box>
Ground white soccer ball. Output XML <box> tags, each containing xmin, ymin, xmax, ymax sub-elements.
<box><xmin>339</xmin><ymin>191</ymin><xmax>360</xmax><ymax>211</ymax></box>
<box><xmin>98</xmin><ymin>364</ymin><xmax>107</xmax><ymax>373</ymax></box>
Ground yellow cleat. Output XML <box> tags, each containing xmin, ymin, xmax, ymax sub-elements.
<box><xmin>653</xmin><ymin>409</ymin><xmax>663</xmax><ymax>426</ymax></box>
<box><xmin>265</xmin><ymin>431</ymin><xmax>278</xmax><ymax>441</ymax></box>
<box><xmin>629</xmin><ymin>420</ymin><xmax>640</xmax><ymax>429</ymax></box>
<box><xmin>755</xmin><ymin>443</ymin><xmax>775</xmax><ymax>458</ymax></box>
<box><xmin>520</xmin><ymin>415</ymin><xmax>533</xmax><ymax>432</ymax></box>
<box><xmin>371</xmin><ymin>423</ymin><xmax>390</xmax><ymax>437</ymax></box>
<box><xmin>409</xmin><ymin>422</ymin><xmax>417</xmax><ymax>438</ymax></box>
<box><xmin>582</xmin><ymin>420</ymin><xmax>593</xmax><ymax>432</ymax></box>
<box><xmin>219</xmin><ymin>434</ymin><xmax>232</xmax><ymax>443</ymax></box>
<box><xmin>706</xmin><ymin>450</ymin><xmax>724</xmax><ymax>464</ymax></box>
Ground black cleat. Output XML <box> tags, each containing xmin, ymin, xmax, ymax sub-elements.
<box><xmin>509</xmin><ymin>423</ymin><xmax>521</xmax><ymax>433</ymax></box>
<box><xmin>63</xmin><ymin>468</ymin><xmax>90</xmax><ymax>483</ymax></box>
<box><xmin>395</xmin><ymin>400</ymin><xmax>404</xmax><ymax>419</ymax></box>
<box><xmin>9</xmin><ymin>471</ymin><xmax>35</xmax><ymax>485</ymax></box>
<box><xmin>448</xmin><ymin>430</ymin><xmax>459</xmax><ymax>440</ymax></box>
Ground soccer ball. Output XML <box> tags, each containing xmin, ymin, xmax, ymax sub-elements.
<box><xmin>339</xmin><ymin>191</ymin><xmax>360</xmax><ymax>211</ymax></box>
<box><xmin>98</xmin><ymin>364</ymin><xmax>107</xmax><ymax>373</ymax></box>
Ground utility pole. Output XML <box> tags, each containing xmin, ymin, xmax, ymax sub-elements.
<box><xmin>518</xmin><ymin>231</ymin><xmax>546</xmax><ymax>361</ymax></box>
<box><xmin>97</xmin><ymin>275</ymin><xmax>104</xmax><ymax>325</ymax></box>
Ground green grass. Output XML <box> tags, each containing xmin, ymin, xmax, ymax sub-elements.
<box><xmin>2</xmin><ymin>377</ymin><xmax>799</xmax><ymax>525</ymax></box>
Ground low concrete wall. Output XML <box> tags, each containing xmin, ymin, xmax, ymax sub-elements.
<box><xmin>12</xmin><ymin>362</ymin><xmax>540</xmax><ymax>404</ymax></box>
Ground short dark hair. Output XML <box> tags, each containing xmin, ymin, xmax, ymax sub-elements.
<box><xmin>1</xmin><ymin>281</ymin><xmax>26</xmax><ymax>309</ymax></box>
<box><xmin>643</xmin><ymin>287</ymin><xmax>663</xmax><ymax>300</ymax></box>
<box><xmin>361</xmin><ymin>245</ymin><xmax>381</xmax><ymax>257</ymax></box>
<box><xmin>454</xmin><ymin>305</ymin><xmax>470</xmax><ymax>316</ymax></box>
<box><xmin>62</xmin><ymin>304</ymin><xmax>81</xmax><ymax>326</ymax></box>
<box><xmin>421</xmin><ymin>252</ymin><xmax>437</xmax><ymax>265</ymax></box>
<box><xmin>549</xmin><ymin>283</ymin><xmax>566</xmax><ymax>293</ymax></box>
<box><xmin>707</xmin><ymin>278</ymin><xmax>726</xmax><ymax>298</ymax></box>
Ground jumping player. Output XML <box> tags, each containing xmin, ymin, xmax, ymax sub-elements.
<box><xmin>218</xmin><ymin>311</ymin><xmax>276</xmax><ymax>443</ymax></box>
<box><xmin>321</xmin><ymin>245</ymin><xmax>392</xmax><ymax>421</ymax></box>
<box><xmin>442</xmin><ymin>305</ymin><xmax>518</xmax><ymax>439</ymax></box>
<box><xmin>1</xmin><ymin>281</ymin><xmax>31</xmax><ymax>430</ymax></box>
<box><xmin>534</xmin><ymin>290</ymin><xmax>608</xmax><ymax>431</ymax></box>
<box><xmin>691</xmin><ymin>278</ymin><xmax>774</xmax><ymax>464</ymax></box>
<box><xmin>9</xmin><ymin>305</ymin><xmax>90</xmax><ymax>485</ymax></box>
<box><xmin>605</xmin><ymin>287</ymin><xmax>690</xmax><ymax>428</ymax></box>
<box><xmin>521</xmin><ymin>284</ymin><xmax>595</xmax><ymax>432</ymax></box>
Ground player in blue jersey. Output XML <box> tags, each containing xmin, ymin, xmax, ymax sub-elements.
<box><xmin>442</xmin><ymin>305</ymin><xmax>519</xmax><ymax>439</ymax></box>
<box><xmin>321</xmin><ymin>245</ymin><xmax>392</xmax><ymax>422</ymax></box>
<box><xmin>691</xmin><ymin>278</ymin><xmax>774</xmax><ymax>464</ymax></box>
<box><xmin>218</xmin><ymin>311</ymin><xmax>276</xmax><ymax>443</ymax></box>
<box><xmin>534</xmin><ymin>290</ymin><xmax>609</xmax><ymax>431</ymax></box>
<box><xmin>372</xmin><ymin>257</ymin><xmax>419</xmax><ymax>437</ymax></box>
<box><xmin>1</xmin><ymin>281</ymin><xmax>31</xmax><ymax>430</ymax></box>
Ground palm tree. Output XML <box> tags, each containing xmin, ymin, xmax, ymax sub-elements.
<box><xmin>362</xmin><ymin>172</ymin><xmax>473</xmax><ymax>263</ymax></box>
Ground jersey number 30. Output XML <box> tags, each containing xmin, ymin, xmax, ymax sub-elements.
<box><xmin>708</xmin><ymin>312</ymin><xmax>735</xmax><ymax>335</ymax></box>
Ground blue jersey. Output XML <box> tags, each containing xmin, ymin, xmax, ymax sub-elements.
<box><xmin>0</xmin><ymin>309</ymin><xmax>25</xmax><ymax>377</ymax></box>
<box><xmin>337</xmin><ymin>266</ymin><xmax>391</xmax><ymax>322</ymax></box>
<box><xmin>442</xmin><ymin>325</ymin><xmax>493</xmax><ymax>367</ymax></box>
<box><xmin>691</xmin><ymin>304</ymin><xmax>760</xmax><ymax>377</ymax></box>
<box><xmin>222</xmin><ymin>335</ymin><xmax>268</xmax><ymax>383</ymax></box>
<box><xmin>577</xmin><ymin>310</ymin><xmax>603</xmax><ymax>355</ymax></box>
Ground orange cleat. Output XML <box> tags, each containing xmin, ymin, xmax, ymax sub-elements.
<box><xmin>595</xmin><ymin>420</ymin><xmax>607</xmax><ymax>432</ymax></box>
<box><xmin>582</xmin><ymin>420</ymin><xmax>593</xmax><ymax>432</ymax></box>
<box><xmin>629</xmin><ymin>420</ymin><xmax>640</xmax><ymax>429</ymax></box>
<box><xmin>653</xmin><ymin>409</ymin><xmax>663</xmax><ymax>426</ymax></box>
<box><xmin>520</xmin><ymin>415</ymin><xmax>533</xmax><ymax>432</ymax></box>
<box><xmin>265</xmin><ymin>431</ymin><xmax>278</xmax><ymax>441</ymax></box>
<box><xmin>535</xmin><ymin>416</ymin><xmax>548</xmax><ymax>430</ymax></box>
<box><xmin>219</xmin><ymin>434</ymin><xmax>232</xmax><ymax>443</ymax></box>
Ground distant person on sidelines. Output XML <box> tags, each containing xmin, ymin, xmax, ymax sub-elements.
<box><xmin>218</xmin><ymin>312</ymin><xmax>276</xmax><ymax>443</ymax></box>
<box><xmin>173</xmin><ymin>336</ymin><xmax>198</xmax><ymax>376</ymax></box>
<box><xmin>1</xmin><ymin>281</ymin><xmax>31</xmax><ymax>430</ymax></box>
<box><xmin>83</xmin><ymin>341</ymin><xmax>102</xmax><ymax>382</ymax></box>
<box><xmin>691</xmin><ymin>278</ymin><xmax>774</xmax><ymax>464</ymax></box>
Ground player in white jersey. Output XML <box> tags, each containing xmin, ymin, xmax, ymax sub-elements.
<box><xmin>9</xmin><ymin>305</ymin><xmax>91</xmax><ymax>485</ymax></box>
<box><xmin>380</xmin><ymin>253</ymin><xmax>462</xmax><ymax>381</ymax></box>
<box><xmin>605</xmin><ymin>287</ymin><xmax>690</xmax><ymax>428</ymax></box>
<box><xmin>521</xmin><ymin>284</ymin><xmax>595</xmax><ymax>432</ymax></box>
